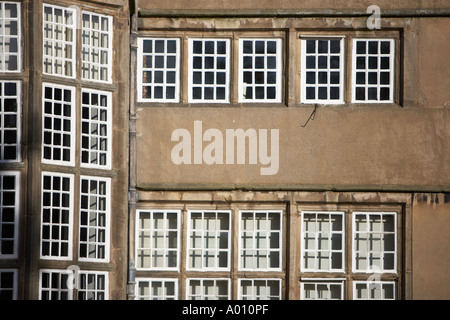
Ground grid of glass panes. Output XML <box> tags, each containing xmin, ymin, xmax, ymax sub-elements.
<box><xmin>0</xmin><ymin>171</ymin><xmax>19</xmax><ymax>258</ymax></box>
<box><xmin>41</xmin><ymin>172</ymin><xmax>73</xmax><ymax>259</ymax></box>
<box><xmin>239</xmin><ymin>39</ymin><xmax>282</xmax><ymax>102</ymax></box>
<box><xmin>0</xmin><ymin>269</ymin><xmax>17</xmax><ymax>300</ymax></box>
<box><xmin>301</xmin><ymin>280</ymin><xmax>344</xmax><ymax>300</ymax></box>
<box><xmin>39</xmin><ymin>269</ymin><xmax>71</xmax><ymax>300</ymax></box>
<box><xmin>352</xmin><ymin>39</ymin><xmax>394</xmax><ymax>102</ymax></box>
<box><xmin>81</xmin><ymin>89</ymin><xmax>111</xmax><ymax>169</ymax></box>
<box><xmin>0</xmin><ymin>81</ymin><xmax>20</xmax><ymax>161</ymax></box>
<box><xmin>301</xmin><ymin>38</ymin><xmax>344</xmax><ymax>103</ymax></box>
<box><xmin>353</xmin><ymin>281</ymin><xmax>396</xmax><ymax>300</ymax></box>
<box><xmin>137</xmin><ymin>210</ymin><xmax>180</xmax><ymax>270</ymax></box>
<box><xmin>135</xmin><ymin>278</ymin><xmax>178</xmax><ymax>300</ymax></box>
<box><xmin>353</xmin><ymin>212</ymin><xmax>396</xmax><ymax>273</ymax></box>
<box><xmin>0</xmin><ymin>2</ymin><xmax>20</xmax><ymax>72</ymax></box>
<box><xmin>138</xmin><ymin>38</ymin><xmax>179</xmax><ymax>102</ymax></box>
<box><xmin>42</xmin><ymin>84</ymin><xmax>75</xmax><ymax>166</ymax></box>
<box><xmin>301</xmin><ymin>211</ymin><xmax>344</xmax><ymax>272</ymax></box>
<box><xmin>239</xmin><ymin>211</ymin><xmax>282</xmax><ymax>271</ymax></box>
<box><xmin>187</xmin><ymin>210</ymin><xmax>231</xmax><ymax>270</ymax></box>
<box><xmin>81</xmin><ymin>11</ymin><xmax>113</xmax><ymax>83</ymax></box>
<box><xmin>239</xmin><ymin>279</ymin><xmax>281</xmax><ymax>300</ymax></box>
<box><xmin>188</xmin><ymin>39</ymin><xmax>230</xmax><ymax>102</ymax></box>
<box><xmin>79</xmin><ymin>176</ymin><xmax>110</xmax><ymax>262</ymax></box>
<box><xmin>78</xmin><ymin>271</ymin><xmax>108</xmax><ymax>300</ymax></box>
<box><xmin>187</xmin><ymin>278</ymin><xmax>230</xmax><ymax>300</ymax></box>
<box><xmin>43</xmin><ymin>3</ymin><xmax>76</xmax><ymax>78</ymax></box>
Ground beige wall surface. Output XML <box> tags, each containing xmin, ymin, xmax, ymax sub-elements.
<box><xmin>137</xmin><ymin>0</ymin><xmax>450</xmax><ymax>11</ymax></box>
<box><xmin>135</xmin><ymin>107</ymin><xmax>449</xmax><ymax>190</ymax></box>
<box><xmin>412</xmin><ymin>194</ymin><xmax>450</xmax><ymax>300</ymax></box>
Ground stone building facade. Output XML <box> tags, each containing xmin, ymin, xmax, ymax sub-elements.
<box><xmin>0</xmin><ymin>0</ymin><xmax>449</xmax><ymax>300</ymax></box>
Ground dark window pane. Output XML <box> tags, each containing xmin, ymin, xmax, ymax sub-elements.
<box><xmin>330</xmin><ymin>87</ymin><xmax>340</xmax><ymax>100</ymax></box>
<box><xmin>193</xmin><ymin>57</ymin><xmax>202</xmax><ymax>69</ymax></box>
<box><xmin>356</xmin><ymin>72</ymin><xmax>365</xmax><ymax>84</ymax></box>
<box><xmin>216</xmin><ymin>87</ymin><xmax>225</xmax><ymax>100</ymax></box>
<box><xmin>255</xmin><ymin>87</ymin><xmax>265</xmax><ymax>99</ymax></box>
<box><xmin>318</xmin><ymin>56</ymin><xmax>327</xmax><ymax>69</ymax></box>
<box><xmin>356</xmin><ymin>41</ymin><xmax>366</xmax><ymax>54</ymax></box>
<box><xmin>255</xmin><ymin>41</ymin><xmax>265</xmax><ymax>54</ymax></box>
<box><xmin>204</xmin><ymin>87</ymin><xmax>214</xmax><ymax>100</ymax></box>
<box><xmin>306</xmin><ymin>56</ymin><xmax>315</xmax><ymax>69</ymax></box>
<box><xmin>204</xmin><ymin>72</ymin><xmax>214</xmax><ymax>84</ymax></box>
<box><xmin>166</xmin><ymin>56</ymin><xmax>176</xmax><ymax>68</ymax></box>
<box><xmin>306</xmin><ymin>40</ymin><xmax>315</xmax><ymax>53</ymax></box>
<box><xmin>254</xmin><ymin>72</ymin><xmax>264</xmax><ymax>84</ymax></box>
<box><xmin>216</xmin><ymin>72</ymin><xmax>226</xmax><ymax>85</ymax></box>
<box><xmin>380</xmin><ymin>72</ymin><xmax>390</xmax><ymax>85</ymax></box>
<box><xmin>368</xmin><ymin>72</ymin><xmax>378</xmax><ymax>84</ymax></box>
<box><xmin>204</xmin><ymin>57</ymin><xmax>214</xmax><ymax>69</ymax></box>
<box><xmin>255</xmin><ymin>57</ymin><xmax>264</xmax><ymax>69</ymax></box>
<box><xmin>318</xmin><ymin>87</ymin><xmax>327</xmax><ymax>99</ymax></box>
<box><xmin>330</xmin><ymin>71</ymin><xmax>340</xmax><ymax>84</ymax></box>
<box><xmin>243</xmin><ymin>41</ymin><xmax>253</xmax><ymax>54</ymax></box>
<box><xmin>306</xmin><ymin>87</ymin><xmax>315</xmax><ymax>99</ymax></box>
<box><xmin>192</xmin><ymin>87</ymin><xmax>202</xmax><ymax>100</ymax></box>
<box><xmin>355</xmin><ymin>87</ymin><xmax>365</xmax><ymax>100</ymax></box>
<box><xmin>318</xmin><ymin>40</ymin><xmax>328</xmax><ymax>53</ymax></box>
<box><xmin>143</xmin><ymin>40</ymin><xmax>152</xmax><ymax>53</ymax></box>
<box><xmin>267</xmin><ymin>41</ymin><xmax>277</xmax><ymax>54</ymax></box>
<box><xmin>267</xmin><ymin>56</ymin><xmax>276</xmax><ymax>69</ymax></box>
<box><xmin>205</xmin><ymin>41</ymin><xmax>214</xmax><ymax>54</ymax></box>
<box><xmin>380</xmin><ymin>41</ymin><xmax>390</xmax><ymax>54</ymax></box>
<box><xmin>266</xmin><ymin>87</ymin><xmax>276</xmax><ymax>99</ymax></box>
<box><xmin>356</xmin><ymin>57</ymin><xmax>365</xmax><ymax>69</ymax></box>
<box><xmin>368</xmin><ymin>41</ymin><xmax>378</xmax><ymax>54</ymax></box>
<box><xmin>306</xmin><ymin>72</ymin><xmax>315</xmax><ymax>84</ymax></box>
<box><xmin>193</xmin><ymin>71</ymin><xmax>202</xmax><ymax>84</ymax></box>
<box><xmin>166</xmin><ymin>86</ymin><xmax>175</xmax><ymax>99</ymax></box>
<box><xmin>368</xmin><ymin>57</ymin><xmax>378</xmax><ymax>69</ymax></box>
<box><xmin>380</xmin><ymin>87</ymin><xmax>390</xmax><ymax>100</ymax></box>
<box><xmin>243</xmin><ymin>71</ymin><xmax>252</xmax><ymax>84</ymax></box>
<box><xmin>193</xmin><ymin>41</ymin><xmax>202</xmax><ymax>54</ymax></box>
<box><xmin>330</xmin><ymin>40</ymin><xmax>340</xmax><ymax>53</ymax></box>
<box><xmin>167</xmin><ymin>40</ymin><xmax>177</xmax><ymax>53</ymax></box>
<box><xmin>330</xmin><ymin>56</ymin><xmax>340</xmax><ymax>69</ymax></box>
<box><xmin>216</xmin><ymin>57</ymin><xmax>226</xmax><ymax>69</ymax></box>
<box><xmin>154</xmin><ymin>86</ymin><xmax>163</xmax><ymax>99</ymax></box>
<box><xmin>217</xmin><ymin>41</ymin><xmax>226</xmax><ymax>54</ymax></box>
<box><xmin>155</xmin><ymin>56</ymin><xmax>164</xmax><ymax>68</ymax></box>
<box><xmin>380</xmin><ymin>57</ymin><xmax>390</xmax><ymax>70</ymax></box>
<box><xmin>318</xmin><ymin>72</ymin><xmax>327</xmax><ymax>84</ymax></box>
<box><xmin>267</xmin><ymin>72</ymin><xmax>276</xmax><ymax>84</ymax></box>
<box><xmin>155</xmin><ymin>40</ymin><xmax>164</xmax><ymax>53</ymax></box>
<box><xmin>368</xmin><ymin>87</ymin><xmax>377</xmax><ymax>100</ymax></box>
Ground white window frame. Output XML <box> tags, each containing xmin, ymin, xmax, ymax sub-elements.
<box><xmin>238</xmin><ymin>210</ymin><xmax>283</xmax><ymax>272</ymax></box>
<box><xmin>137</xmin><ymin>37</ymin><xmax>180</xmax><ymax>103</ymax></box>
<box><xmin>0</xmin><ymin>171</ymin><xmax>19</xmax><ymax>259</ymax></box>
<box><xmin>186</xmin><ymin>278</ymin><xmax>230</xmax><ymax>300</ymax></box>
<box><xmin>39</xmin><ymin>269</ymin><xmax>73</xmax><ymax>300</ymax></box>
<box><xmin>300</xmin><ymin>278</ymin><xmax>345</xmax><ymax>300</ymax></box>
<box><xmin>238</xmin><ymin>38</ymin><xmax>283</xmax><ymax>103</ymax></box>
<box><xmin>41</xmin><ymin>83</ymin><xmax>76</xmax><ymax>166</ymax></box>
<box><xmin>300</xmin><ymin>211</ymin><xmax>345</xmax><ymax>273</ymax></box>
<box><xmin>238</xmin><ymin>278</ymin><xmax>282</xmax><ymax>300</ymax></box>
<box><xmin>79</xmin><ymin>175</ymin><xmax>111</xmax><ymax>262</ymax></box>
<box><xmin>351</xmin><ymin>38</ymin><xmax>395</xmax><ymax>103</ymax></box>
<box><xmin>300</xmin><ymin>36</ymin><xmax>345</xmax><ymax>104</ymax></box>
<box><xmin>0</xmin><ymin>1</ymin><xmax>21</xmax><ymax>72</ymax></box>
<box><xmin>136</xmin><ymin>209</ymin><xmax>181</xmax><ymax>271</ymax></box>
<box><xmin>352</xmin><ymin>211</ymin><xmax>397</xmax><ymax>273</ymax></box>
<box><xmin>188</xmin><ymin>38</ymin><xmax>231</xmax><ymax>103</ymax></box>
<box><xmin>0</xmin><ymin>80</ymin><xmax>21</xmax><ymax>162</ymax></box>
<box><xmin>42</xmin><ymin>3</ymin><xmax>76</xmax><ymax>78</ymax></box>
<box><xmin>0</xmin><ymin>268</ymin><xmax>18</xmax><ymax>300</ymax></box>
<box><xmin>77</xmin><ymin>271</ymin><xmax>109</xmax><ymax>300</ymax></box>
<box><xmin>40</xmin><ymin>172</ymin><xmax>74</xmax><ymax>260</ymax></box>
<box><xmin>186</xmin><ymin>209</ymin><xmax>232</xmax><ymax>271</ymax></box>
<box><xmin>81</xmin><ymin>10</ymin><xmax>113</xmax><ymax>83</ymax></box>
<box><xmin>80</xmin><ymin>88</ymin><xmax>112</xmax><ymax>170</ymax></box>
<box><xmin>353</xmin><ymin>280</ymin><xmax>396</xmax><ymax>300</ymax></box>
<box><xmin>135</xmin><ymin>278</ymin><xmax>179</xmax><ymax>300</ymax></box>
